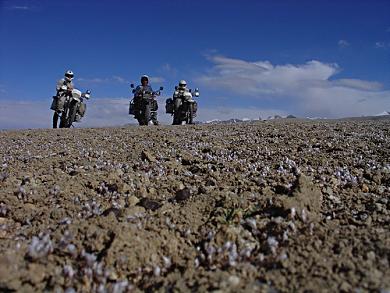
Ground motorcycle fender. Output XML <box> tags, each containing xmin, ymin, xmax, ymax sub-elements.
<box><xmin>174</xmin><ymin>98</ymin><xmax>182</xmax><ymax>110</ymax></box>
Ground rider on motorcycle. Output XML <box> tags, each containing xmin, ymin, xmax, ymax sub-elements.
<box><xmin>171</xmin><ymin>79</ymin><xmax>199</xmax><ymax>125</ymax></box>
<box><xmin>173</xmin><ymin>80</ymin><xmax>190</xmax><ymax>111</ymax></box>
<box><xmin>52</xmin><ymin>70</ymin><xmax>74</xmax><ymax>128</ymax></box>
<box><xmin>133</xmin><ymin>75</ymin><xmax>158</xmax><ymax>125</ymax></box>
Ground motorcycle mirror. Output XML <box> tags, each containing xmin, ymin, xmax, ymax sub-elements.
<box><xmin>86</xmin><ymin>90</ymin><xmax>91</xmax><ymax>94</ymax></box>
<box><xmin>159</xmin><ymin>86</ymin><xmax>164</xmax><ymax>91</ymax></box>
<box><xmin>130</xmin><ymin>84</ymin><xmax>135</xmax><ymax>88</ymax></box>
<box><xmin>195</xmin><ymin>88</ymin><xmax>199</xmax><ymax>92</ymax></box>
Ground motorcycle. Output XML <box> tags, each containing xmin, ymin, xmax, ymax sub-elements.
<box><xmin>129</xmin><ymin>84</ymin><xmax>163</xmax><ymax>125</ymax></box>
<box><xmin>51</xmin><ymin>89</ymin><xmax>91</xmax><ymax>128</ymax></box>
<box><xmin>166</xmin><ymin>87</ymin><xmax>199</xmax><ymax>125</ymax></box>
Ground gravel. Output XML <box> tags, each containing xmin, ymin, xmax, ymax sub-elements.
<box><xmin>0</xmin><ymin>119</ymin><xmax>389</xmax><ymax>292</ymax></box>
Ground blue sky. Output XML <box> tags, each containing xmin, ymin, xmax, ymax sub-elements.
<box><xmin>0</xmin><ymin>0</ymin><xmax>389</xmax><ymax>128</ymax></box>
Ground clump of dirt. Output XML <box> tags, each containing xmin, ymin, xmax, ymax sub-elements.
<box><xmin>0</xmin><ymin>119</ymin><xmax>389</xmax><ymax>292</ymax></box>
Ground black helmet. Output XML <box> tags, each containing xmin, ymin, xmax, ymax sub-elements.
<box><xmin>141</xmin><ymin>75</ymin><xmax>149</xmax><ymax>83</ymax></box>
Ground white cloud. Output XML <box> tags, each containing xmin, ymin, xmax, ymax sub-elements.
<box><xmin>197</xmin><ymin>55</ymin><xmax>390</xmax><ymax>118</ymax></box>
<box><xmin>0</xmin><ymin>100</ymin><xmax>51</xmax><ymax>129</ymax></box>
<box><xmin>0</xmin><ymin>97</ymin><xmax>286</xmax><ymax>129</ymax></box>
<box><xmin>338</xmin><ymin>40</ymin><xmax>350</xmax><ymax>48</ymax></box>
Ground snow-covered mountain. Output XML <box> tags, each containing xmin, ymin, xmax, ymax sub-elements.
<box><xmin>374</xmin><ymin>111</ymin><xmax>390</xmax><ymax>116</ymax></box>
<box><xmin>203</xmin><ymin>115</ymin><xmax>298</xmax><ymax>124</ymax></box>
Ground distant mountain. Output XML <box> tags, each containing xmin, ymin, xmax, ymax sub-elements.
<box><xmin>374</xmin><ymin>111</ymin><xmax>390</xmax><ymax>116</ymax></box>
<box><xmin>202</xmin><ymin>115</ymin><xmax>298</xmax><ymax>125</ymax></box>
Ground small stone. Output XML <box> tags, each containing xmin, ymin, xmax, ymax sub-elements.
<box><xmin>141</xmin><ymin>151</ymin><xmax>156</xmax><ymax>162</ymax></box>
<box><xmin>138</xmin><ymin>198</ymin><xmax>161</xmax><ymax>211</ymax></box>
<box><xmin>127</xmin><ymin>196</ymin><xmax>140</xmax><ymax>207</ymax></box>
<box><xmin>367</xmin><ymin>251</ymin><xmax>376</xmax><ymax>261</ymax></box>
<box><xmin>174</xmin><ymin>188</ymin><xmax>191</xmax><ymax>202</ymax></box>
<box><xmin>275</xmin><ymin>184</ymin><xmax>290</xmax><ymax>194</ymax></box>
<box><xmin>339</xmin><ymin>281</ymin><xmax>351</xmax><ymax>292</ymax></box>
<box><xmin>101</xmin><ymin>207</ymin><xmax>121</xmax><ymax>218</ymax></box>
<box><xmin>228</xmin><ymin>275</ymin><xmax>240</xmax><ymax>286</ymax></box>
<box><xmin>362</xmin><ymin>184</ymin><xmax>369</xmax><ymax>193</ymax></box>
<box><xmin>28</xmin><ymin>263</ymin><xmax>46</xmax><ymax>284</ymax></box>
<box><xmin>205</xmin><ymin>178</ymin><xmax>216</xmax><ymax>186</ymax></box>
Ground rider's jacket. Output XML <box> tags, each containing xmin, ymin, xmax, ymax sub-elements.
<box><xmin>173</xmin><ymin>87</ymin><xmax>191</xmax><ymax>100</ymax></box>
<box><xmin>134</xmin><ymin>85</ymin><xmax>153</xmax><ymax>97</ymax></box>
<box><xmin>56</xmin><ymin>79</ymin><xmax>74</xmax><ymax>97</ymax></box>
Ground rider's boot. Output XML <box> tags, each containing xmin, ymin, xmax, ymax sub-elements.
<box><xmin>152</xmin><ymin>113</ymin><xmax>159</xmax><ymax>125</ymax></box>
<box><xmin>53</xmin><ymin>112</ymin><xmax>59</xmax><ymax>128</ymax></box>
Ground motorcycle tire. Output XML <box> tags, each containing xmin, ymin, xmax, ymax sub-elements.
<box><xmin>172</xmin><ymin>113</ymin><xmax>181</xmax><ymax>125</ymax></box>
<box><xmin>144</xmin><ymin>103</ymin><xmax>151</xmax><ymax>125</ymax></box>
<box><xmin>59</xmin><ymin>110</ymin><xmax>67</xmax><ymax>128</ymax></box>
<box><xmin>68</xmin><ymin>102</ymin><xmax>78</xmax><ymax>127</ymax></box>
<box><xmin>187</xmin><ymin>104</ymin><xmax>194</xmax><ymax>125</ymax></box>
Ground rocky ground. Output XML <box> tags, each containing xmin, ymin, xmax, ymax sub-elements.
<box><xmin>0</xmin><ymin>119</ymin><xmax>389</xmax><ymax>292</ymax></box>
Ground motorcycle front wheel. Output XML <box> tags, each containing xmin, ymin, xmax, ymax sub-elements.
<box><xmin>187</xmin><ymin>103</ymin><xmax>194</xmax><ymax>125</ymax></box>
<box><xmin>67</xmin><ymin>102</ymin><xmax>78</xmax><ymax>127</ymax></box>
<box><xmin>59</xmin><ymin>110</ymin><xmax>68</xmax><ymax>128</ymax></box>
<box><xmin>172</xmin><ymin>113</ymin><xmax>181</xmax><ymax>125</ymax></box>
<box><xmin>144</xmin><ymin>104</ymin><xmax>151</xmax><ymax>125</ymax></box>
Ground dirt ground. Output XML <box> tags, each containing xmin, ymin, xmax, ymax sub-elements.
<box><xmin>0</xmin><ymin>119</ymin><xmax>389</xmax><ymax>292</ymax></box>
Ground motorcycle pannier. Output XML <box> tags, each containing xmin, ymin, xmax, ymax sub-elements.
<box><xmin>50</xmin><ymin>95</ymin><xmax>66</xmax><ymax>111</ymax></box>
<box><xmin>152</xmin><ymin>99</ymin><xmax>158</xmax><ymax>111</ymax></box>
<box><xmin>77</xmin><ymin>102</ymin><xmax>87</xmax><ymax>117</ymax></box>
<box><xmin>129</xmin><ymin>100</ymin><xmax>135</xmax><ymax>115</ymax></box>
<box><xmin>193</xmin><ymin>101</ymin><xmax>198</xmax><ymax>115</ymax></box>
<box><xmin>165</xmin><ymin>98</ymin><xmax>174</xmax><ymax>114</ymax></box>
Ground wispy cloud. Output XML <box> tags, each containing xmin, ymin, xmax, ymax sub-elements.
<box><xmin>0</xmin><ymin>84</ymin><xmax>6</xmax><ymax>94</ymax></box>
<box><xmin>7</xmin><ymin>5</ymin><xmax>30</xmax><ymax>10</ymax></box>
<box><xmin>77</xmin><ymin>76</ymin><xmax>128</xmax><ymax>85</ymax></box>
<box><xmin>338</xmin><ymin>39</ymin><xmax>350</xmax><ymax>48</ymax></box>
<box><xmin>196</xmin><ymin>55</ymin><xmax>390</xmax><ymax>118</ymax></box>
<box><xmin>160</xmin><ymin>63</ymin><xmax>178</xmax><ymax>77</ymax></box>
<box><xmin>77</xmin><ymin>75</ymin><xmax>165</xmax><ymax>86</ymax></box>
<box><xmin>149</xmin><ymin>77</ymin><xmax>165</xmax><ymax>84</ymax></box>
<box><xmin>375</xmin><ymin>41</ymin><xmax>389</xmax><ymax>49</ymax></box>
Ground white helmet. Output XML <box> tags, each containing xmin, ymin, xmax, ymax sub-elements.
<box><xmin>179</xmin><ymin>80</ymin><xmax>187</xmax><ymax>88</ymax></box>
<box><xmin>65</xmin><ymin>70</ymin><xmax>74</xmax><ymax>82</ymax></box>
